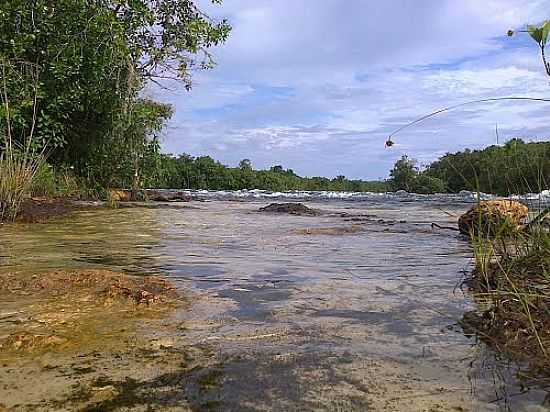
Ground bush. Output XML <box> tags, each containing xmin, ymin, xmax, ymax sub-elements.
<box><xmin>30</xmin><ymin>163</ymin><xmax>57</xmax><ymax>197</ymax></box>
<box><xmin>412</xmin><ymin>175</ymin><xmax>446</xmax><ymax>194</ymax></box>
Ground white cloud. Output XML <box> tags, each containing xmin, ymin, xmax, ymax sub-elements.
<box><xmin>158</xmin><ymin>0</ymin><xmax>550</xmax><ymax>179</ymax></box>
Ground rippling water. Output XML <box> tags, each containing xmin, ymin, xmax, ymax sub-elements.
<box><xmin>144</xmin><ymin>187</ymin><xmax>550</xmax><ymax>204</ymax></box>
<box><xmin>1</xmin><ymin>197</ymin><xmax>549</xmax><ymax>411</ymax></box>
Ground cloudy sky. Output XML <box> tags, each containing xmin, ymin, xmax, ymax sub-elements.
<box><xmin>152</xmin><ymin>0</ymin><xmax>550</xmax><ymax>180</ymax></box>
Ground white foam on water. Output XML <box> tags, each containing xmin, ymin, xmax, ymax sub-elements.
<box><xmin>143</xmin><ymin>188</ymin><xmax>550</xmax><ymax>204</ymax></box>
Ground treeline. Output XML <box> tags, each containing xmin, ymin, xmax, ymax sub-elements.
<box><xmin>146</xmin><ymin>155</ymin><xmax>389</xmax><ymax>192</ymax></box>
<box><xmin>389</xmin><ymin>139</ymin><xmax>550</xmax><ymax>195</ymax></box>
<box><xmin>1</xmin><ymin>0</ymin><xmax>230</xmax><ymax>190</ymax></box>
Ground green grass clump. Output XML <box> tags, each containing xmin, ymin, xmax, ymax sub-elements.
<box><xmin>465</xmin><ymin>224</ymin><xmax>550</xmax><ymax>377</ymax></box>
<box><xmin>0</xmin><ymin>148</ymin><xmax>46</xmax><ymax>222</ymax></box>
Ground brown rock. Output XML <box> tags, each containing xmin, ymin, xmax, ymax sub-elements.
<box><xmin>3</xmin><ymin>333</ymin><xmax>67</xmax><ymax>351</ymax></box>
<box><xmin>458</xmin><ymin>200</ymin><xmax>528</xmax><ymax>235</ymax></box>
<box><xmin>145</xmin><ymin>189</ymin><xmax>192</xmax><ymax>202</ymax></box>
<box><xmin>108</xmin><ymin>189</ymin><xmax>131</xmax><ymax>202</ymax></box>
<box><xmin>259</xmin><ymin>203</ymin><xmax>319</xmax><ymax>216</ymax></box>
<box><xmin>88</xmin><ymin>385</ymin><xmax>120</xmax><ymax>405</ymax></box>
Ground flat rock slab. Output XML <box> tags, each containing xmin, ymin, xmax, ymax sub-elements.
<box><xmin>258</xmin><ymin>202</ymin><xmax>320</xmax><ymax>216</ymax></box>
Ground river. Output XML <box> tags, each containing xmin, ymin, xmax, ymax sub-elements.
<box><xmin>1</xmin><ymin>195</ymin><xmax>548</xmax><ymax>411</ymax></box>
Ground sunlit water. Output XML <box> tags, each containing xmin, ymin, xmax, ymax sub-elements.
<box><xmin>1</xmin><ymin>197</ymin><xmax>549</xmax><ymax>411</ymax></box>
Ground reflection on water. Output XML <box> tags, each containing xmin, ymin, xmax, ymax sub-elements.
<box><xmin>1</xmin><ymin>199</ymin><xmax>549</xmax><ymax>411</ymax></box>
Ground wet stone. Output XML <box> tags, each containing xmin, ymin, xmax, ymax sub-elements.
<box><xmin>259</xmin><ymin>202</ymin><xmax>319</xmax><ymax>215</ymax></box>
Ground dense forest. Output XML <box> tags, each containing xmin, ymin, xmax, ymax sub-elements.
<box><xmin>104</xmin><ymin>137</ymin><xmax>550</xmax><ymax>195</ymax></box>
<box><xmin>141</xmin><ymin>155</ymin><xmax>389</xmax><ymax>192</ymax></box>
<box><xmin>389</xmin><ymin>139</ymin><xmax>550</xmax><ymax>195</ymax></box>
<box><xmin>30</xmin><ymin>139</ymin><xmax>550</xmax><ymax>197</ymax></box>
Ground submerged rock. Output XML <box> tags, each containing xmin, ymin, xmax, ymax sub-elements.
<box><xmin>458</xmin><ymin>199</ymin><xmax>528</xmax><ymax>235</ymax></box>
<box><xmin>296</xmin><ymin>225</ymin><xmax>364</xmax><ymax>235</ymax></box>
<box><xmin>145</xmin><ymin>189</ymin><xmax>192</xmax><ymax>202</ymax></box>
<box><xmin>2</xmin><ymin>333</ymin><xmax>68</xmax><ymax>352</ymax></box>
<box><xmin>0</xmin><ymin>270</ymin><xmax>180</xmax><ymax>305</ymax></box>
<box><xmin>0</xmin><ymin>270</ymin><xmax>183</xmax><ymax>359</ymax></box>
<box><xmin>259</xmin><ymin>202</ymin><xmax>319</xmax><ymax>215</ymax></box>
<box><xmin>108</xmin><ymin>189</ymin><xmax>192</xmax><ymax>202</ymax></box>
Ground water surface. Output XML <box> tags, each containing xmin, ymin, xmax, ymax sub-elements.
<box><xmin>1</xmin><ymin>198</ymin><xmax>548</xmax><ymax>411</ymax></box>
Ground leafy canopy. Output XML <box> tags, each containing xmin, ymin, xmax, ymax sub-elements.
<box><xmin>0</xmin><ymin>0</ymin><xmax>230</xmax><ymax>188</ymax></box>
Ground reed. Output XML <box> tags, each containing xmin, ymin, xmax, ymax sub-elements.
<box><xmin>0</xmin><ymin>59</ymin><xmax>46</xmax><ymax>222</ymax></box>
<box><xmin>466</xmin><ymin>214</ymin><xmax>550</xmax><ymax>376</ymax></box>
<box><xmin>0</xmin><ymin>149</ymin><xmax>46</xmax><ymax>222</ymax></box>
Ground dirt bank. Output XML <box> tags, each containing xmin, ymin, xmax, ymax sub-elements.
<box><xmin>14</xmin><ymin>198</ymin><xmax>102</xmax><ymax>223</ymax></box>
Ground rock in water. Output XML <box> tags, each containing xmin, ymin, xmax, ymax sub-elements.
<box><xmin>146</xmin><ymin>189</ymin><xmax>192</xmax><ymax>202</ymax></box>
<box><xmin>108</xmin><ymin>189</ymin><xmax>131</xmax><ymax>202</ymax></box>
<box><xmin>259</xmin><ymin>203</ymin><xmax>318</xmax><ymax>216</ymax></box>
<box><xmin>458</xmin><ymin>200</ymin><xmax>528</xmax><ymax>235</ymax></box>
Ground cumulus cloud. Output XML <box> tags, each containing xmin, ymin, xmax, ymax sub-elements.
<box><xmin>157</xmin><ymin>0</ymin><xmax>550</xmax><ymax>179</ymax></box>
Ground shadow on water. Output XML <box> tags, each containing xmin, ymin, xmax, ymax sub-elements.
<box><xmin>69</xmin><ymin>351</ymin><xmax>372</xmax><ymax>412</ymax></box>
<box><xmin>1</xmin><ymin>200</ymin><xmax>549</xmax><ymax>410</ymax></box>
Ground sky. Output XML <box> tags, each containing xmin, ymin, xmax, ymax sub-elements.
<box><xmin>151</xmin><ymin>0</ymin><xmax>550</xmax><ymax>180</ymax></box>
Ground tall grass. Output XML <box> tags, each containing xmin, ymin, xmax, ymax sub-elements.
<box><xmin>465</xmin><ymin>198</ymin><xmax>550</xmax><ymax>379</ymax></box>
<box><xmin>0</xmin><ymin>149</ymin><xmax>46</xmax><ymax>221</ymax></box>
<box><xmin>0</xmin><ymin>59</ymin><xmax>46</xmax><ymax>222</ymax></box>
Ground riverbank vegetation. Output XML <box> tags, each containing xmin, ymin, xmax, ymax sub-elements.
<box><xmin>463</xmin><ymin>227</ymin><xmax>550</xmax><ymax>381</ymax></box>
<box><xmin>388</xmin><ymin>139</ymin><xmax>550</xmax><ymax>195</ymax></box>
<box><xmin>143</xmin><ymin>155</ymin><xmax>390</xmax><ymax>192</ymax></box>
<box><xmin>439</xmin><ymin>20</ymin><xmax>550</xmax><ymax>386</ymax></box>
<box><xmin>425</xmin><ymin>139</ymin><xmax>550</xmax><ymax>195</ymax></box>
<box><xmin>150</xmin><ymin>137</ymin><xmax>550</xmax><ymax>195</ymax></box>
<box><xmin>0</xmin><ymin>0</ymin><xmax>230</xmax><ymax>221</ymax></box>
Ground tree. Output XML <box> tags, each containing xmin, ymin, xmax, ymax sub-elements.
<box><xmin>0</xmin><ymin>0</ymin><xmax>231</xmax><ymax>188</ymax></box>
<box><xmin>425</xmin><ymin>140</ymin><xmax>550</xmax><ymax>195</ymax></box>
<box><xmin>389</xmin><ymin>155</ymin><xmax>418</xmax><ymax>192</ymax></box>
<box><xmin>239</xmin><ymin>159</ymin><xmax>252</xmax><ymax>170</ymax></box>
<box><xmin>111</xmin><ymin>0</ymin><xmax>230</xmax><ymax>89</ymax></box>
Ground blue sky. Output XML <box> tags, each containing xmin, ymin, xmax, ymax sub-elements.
<box><xmin>151</xmin><ymin>0</ymin><xmax>550</xmax><ymax>180</ymax></box>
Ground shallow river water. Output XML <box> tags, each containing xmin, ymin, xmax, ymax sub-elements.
<box><xmin>1</xmin><ymin>198</ymin><xmax>549</xmax><ymax>411</ymax></box>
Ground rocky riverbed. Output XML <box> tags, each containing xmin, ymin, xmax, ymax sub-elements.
<box><xmin>1</xmin><ymin>199</ymin><xmax>549</xmax><ymax>411</ymax></box>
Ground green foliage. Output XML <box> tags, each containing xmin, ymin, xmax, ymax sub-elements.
<box><xmin>0</xmin><ymin>0</ymin><xmax>230</xmax><ymax>190</ymax></box>
<box><xmin>85</xmin><ymin>98</ymin><xmax>174</xmax><ymax>189</ymax></box>
<box><xmin>413</xmin><ymin>174</ymin><xmax>446</xmax><ymax>194</ymax></box>
<box><xmin>30</xmin><ymin>163</ymin><xmax>57</xmax><ymax>197</ymax></box>
<box><xmin>0</xmin><ymin>148</ymin><xmax>46</xmax><ymax>221</ymax></box>
<box><xmin>509</xmin><ymin>20</ymin><xmax>550</xmax><ymax>76</ymax></box>
<box><xmin>28</xmin><ymin>163</ymin><xmax>101</xmax><ymax>200</ymax></box>
<box><xmin>147</xmin><ymin>155</ymin><xmax>389</xmax><ymax>192</ymax></box>
<box><xmin>527</xmin><ymin>21</ymin><xmax>550</xmax><ymax>46</ymax></box>
<box><xmin>389</xmin><ymin>155</ymin><xmax>417</xmax><ymax>192</ymax></box>
<box><xmin>425</xmin><ymin>139</ymin><xmax>550</xmax><ymax>195</ymax></box>
<box><xmin>388</xmin><ymin>155</ymin><xmax>445</xmax><ymax>194</ymax></box>
<box><xmin>0</xmin><ymin>59</ymin><xmax>47</xmax><ymax>221</ymax></box>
